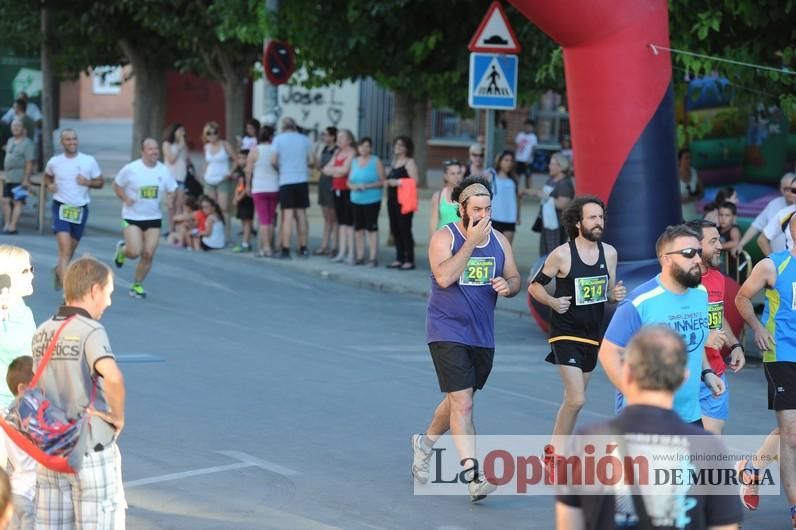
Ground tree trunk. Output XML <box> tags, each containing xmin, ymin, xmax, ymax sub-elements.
<box><xmin>40</xmin><ymin>5</ymin><xmax>54</xmax><ymax>164</ymax></box>
<box><xmin>392</xmin><ymin>91</ymin><xmax>413</xmax><ymax>143</ymax></box>
<box><xmin>392</xmin><ymin>91</ymin><xmax>428</xmax><ymax>188</ymax></box>
<box><xmin>39</xmin><ymin>4</ymin><xmax>54</xmax><ymax>233</ymax></box>
<box><xmin>411</xmin><ymin>101</ymin><xmax>428</xmax><ymax>189</ymax></box>
<box><xmin>120</xmin><ymin>40</ymin><xmax>167</xmax><ymax>159</ymax></box>
<box><xmin>222</xmin><ymin>77</ymin><xmax>246</xmax><ymax>149</ymax></box>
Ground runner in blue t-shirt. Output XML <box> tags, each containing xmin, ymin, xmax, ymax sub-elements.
<box><xmin>599</xmin><ymin>225</ymin><xmax>725</xmax><ymax>425</ymax></box>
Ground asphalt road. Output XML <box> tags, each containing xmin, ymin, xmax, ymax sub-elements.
<box><xmin>3</xmin><ymin>228</ymin><xmax>792</xmax><ymax>530</ymax></box>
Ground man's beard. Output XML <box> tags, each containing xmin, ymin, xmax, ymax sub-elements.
<box><xmin>581</xmin><ymin>226</ymin><xmax>603</xmax><ymax>242</ymax></box>
<box><xmin>461</xmin><ymin>212</ymin><xmax>481</xmax><ymax>228</ymax></box>
<box><xmin>672</xmin><ymin>261</ymin><xmax>702</xmax><ymax>288</ymax></box>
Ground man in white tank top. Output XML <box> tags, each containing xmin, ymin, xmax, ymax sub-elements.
<box><xmin>111</xmin><ymin>138</ymin><xmax>177</xmax><ymax>299</ymax></box>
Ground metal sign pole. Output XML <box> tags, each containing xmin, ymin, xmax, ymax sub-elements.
<box><xmin>485</xmin><ymin>109</ymin><xmax>495</xmax><ymax>171</ymax></box>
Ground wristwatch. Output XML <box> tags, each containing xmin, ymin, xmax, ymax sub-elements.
<box><xmin>701</xmin><ymin>368</ymin><xmax>716</xmax><ymax>382</ymax></box>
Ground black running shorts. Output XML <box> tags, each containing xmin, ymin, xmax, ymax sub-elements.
<box><xmin>429</xmin><ymin>341</ymin><xmax>494</xmax><ymax>393</ymax></box>
<box><xmin>765</xmin><ymin>361</ymin><xmax>796</xmax><ymax>411</ymax></box>
<box><xmin>545</xmin><ymin>339</ymin><xmax>599</xmax><ymax>373</ymax></box>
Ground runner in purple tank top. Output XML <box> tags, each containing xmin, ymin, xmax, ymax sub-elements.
<box><xmin>410</xmin><ymin>176</ymin><xmax>521</xmax><ymax>503</ymax></box>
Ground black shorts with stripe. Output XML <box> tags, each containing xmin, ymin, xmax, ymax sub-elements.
<box><xmin>545</xmin><ymin>336</ymin><xmax>600</xmax><ymax>373</ymax></box>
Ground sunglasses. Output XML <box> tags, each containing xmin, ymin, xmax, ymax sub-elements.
<box><xmin>664</xmin><ymin>247</ymin><xmax>702</xmax><ymax>259</ymax></box>
<box><xmin>21</xmin><ymin>265</ymin><xmax>34</xmax><ymax>274</ymax></box>
<box><xmin>443</xmin><ymin>159</ymin><xmax>461</xmax><ymax>167</ymax></box>
<box><xmin>786</xmin><ymin>187</ymin><xmax>796</xmax><ymax>193</ymax></box>
<box><xmin>470</xmin><ymin>153</ymin><xmax>484</xmax><ymax>158</ymax></box>
<box><xmin>207</xmin><ymin>130</ymin><xmax>218</xmax><ymax>136</ymax></box>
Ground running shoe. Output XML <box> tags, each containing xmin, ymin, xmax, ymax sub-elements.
<box><xmin>299</xmin><ymin>247</ymin><xmax>310</xmax><ymax>258</ymax></box>
<box><xmin>232</xmin><ymin>243</ymin><xmax>252</xmax><ymax>253</ymax></box>
<box><xmin>129</xmin><ymin>282</ymin><xmax>146</xmax><ymax>299</ymax></box>
<box><xmin>410</xmin><ymin>434</ymin><xmax>433</xmax><ymax>485</ymax></box>
<box><xmin>114</xmin><ymin>240</ymin><xmax>126</xmax><ymax>268</ymax></box>
<box><xmin>735</xmin><ymin>459</ymin><xmax>760</xmax><ymax>511</ymax></box>
<box><xmin>468</xmin><ymin>472</ymin><xmax>497</xmax><ymax>503</ymax></box>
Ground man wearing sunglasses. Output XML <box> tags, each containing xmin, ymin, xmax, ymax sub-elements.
<box><xmin>734</xmin><ymin>172</ymin><xmax>794</xmax><ymax>257</ymax></box>
<box><xmin>598</xmin><ymin>225</ymin><xmax>725</xmax><ymax>427</ymax></box>
<box><xmin>758</xmin><ymin>174</ymin><xmax>796</xmax><ymax>256</ymax></box>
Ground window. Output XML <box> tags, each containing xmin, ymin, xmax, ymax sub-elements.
<box><xmin>431</xmin><ymin>108</ymin><xmax>480</xmax><ymax>142</ymax></box>
<box><xmin>92</xmin><ymin>66</ymin><xmax>123</xmax><ymax>95</ymax></box>
<box><xmin>530</xmin><ymin>91</ymin><xmax>570</xmax><ymax>146</ymax></box>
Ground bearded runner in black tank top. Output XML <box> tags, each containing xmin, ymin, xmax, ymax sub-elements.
<box><xmin>529</xmin><ymin>197</ymin><xmax>625</xmax><ymax>446</ymax></box>
<box><xmin>548</xmin><ymin>239</ymin><xmax>608</xmax><ymax>347</ymax></box>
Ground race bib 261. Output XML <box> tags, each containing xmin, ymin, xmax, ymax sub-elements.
<box><xmin>459</xmin><ymin>257</ymin><xmax>496</xmax><ymax>286</ymax></box>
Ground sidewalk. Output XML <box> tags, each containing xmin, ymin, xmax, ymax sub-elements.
<box><xmin>57</xmin><ymin>183</ymin><xmax>544</xmax><ymax>318</ymax></box>
<box><xmin>24</xmin><ymin>119</ymin><xmax>543</xmax><ymax>317</ymax></box>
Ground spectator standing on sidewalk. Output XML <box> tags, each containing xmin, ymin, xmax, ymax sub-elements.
<box><xmin>315</xmin><ymin>127</ymin><xmax>338</xmax><ymax>256</ymax></box>
<box><xmin>202</xmin><ymin>121</ymin><xmax>235</xmax><ymax>242</ymax></box>
<box><xmin>239</xmin><ymin>118</ymin><xmax>260</xmax><ymax>152</ymax></box>
<box><xmin>531</xmin><ymin>153</ymin><xmax>574</xmax><ymax>255</ymax></box>
<box><xmin>162</xmin><ymin>123</ymin><xmax>189</xmax><ymax>229</ymax></box>
<box><xmin>32</xmin><ymin>257</ymin><xmax>126</xmax><ymax>529</ymax></box>
<box><xmin>514</xmin><ymin>119</ymin><xmax>538</xmax><ymax>190</ymax></box>
<box><xmin>462</xmin><ymin>143</ymin><xmax>487</xmax><ymax>179</ymax></box>
<box><xmin>429</xmin><ymin>159</ymin><xmax>463</xmax><ymax>235</ymax></box>
<box><xmin>488</xmin><ymin>150</ymin><xmax>522</xmax><ymax>244</ymax></box>
<box><xmin>246</xmin><ymin>126</ymin><xmax>280</xmax><ymax>258</ymax></box>
<box><xmin>271</xmin><ymin>117</ymin><xmax>313</xmax><ymax>259</ymax></box>
<box><xmin>386</xmin><ymin>136</ymin><xmax>419</xmax><ymax>270</ymax></box>
<box><xmin>325</xmin><ymin>129</ymin><xmax>356</xmax><ymax>264</ymax></box>
<box><xmin>2</xmin><ymin>120</ymin><xmax>35</xmax><ymax>235</ymax></box>
<box><xmin>349</xmin><ymin>137</ymin><xmax>385</xmax><ymax>266</ymax></box>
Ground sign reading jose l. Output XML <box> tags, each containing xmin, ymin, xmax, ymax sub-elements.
<box><xmin>468</xmin><ymin>1</ymin><xmax>520</xmax><ymax>110</ymax></box>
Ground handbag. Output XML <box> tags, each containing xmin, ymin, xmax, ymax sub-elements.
<box><xmin>0</xmin><ymin>316</ymin><xmax>95</xmax><ymax>474</ymax></box>
<box><xmin>531</xmin><ymin>209</ymin><xmax>543</xmax><ymax>233</ymax></box>
<box><xmin>184</xmin><ymin>162</ymin><xmax>204</xmax><ymax>198</ymax></box>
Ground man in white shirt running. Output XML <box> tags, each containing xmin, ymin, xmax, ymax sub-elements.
<box><xmin>112</xmin><ymin>138</ymin><xmax>177</xmax><ymax>299</ymax></box>
<box><xmin>44</xmin><ymin>129</ymin><xmax>103</xmax><ymax>290</ymax></box>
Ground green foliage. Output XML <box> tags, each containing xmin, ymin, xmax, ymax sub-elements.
<box><xmin>670</xmin><ymin>0</ymin><xmax>796</xmax><ymax>118</ymax></box>
<box><xmin>257</xmin><ymin>0</ymin><xmax>561</xmax><ymax>111</ymax></box>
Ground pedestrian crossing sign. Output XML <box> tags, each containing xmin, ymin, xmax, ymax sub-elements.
<box><xmin>468</xmin><ymin>53</ymin><xmax>518</xmax><ymax>110</ymax></box>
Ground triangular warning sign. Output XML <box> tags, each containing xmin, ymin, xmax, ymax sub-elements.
<box><xmin>474</xmin><ymin>56</ymin><xmax>514</xmax><ymax>97</ymax></box>
<box><xmin>468</xmin><ymin>1</ymin><xmax>521</xmax><ymax>54</ymax></box>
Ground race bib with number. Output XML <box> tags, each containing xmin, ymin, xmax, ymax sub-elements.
<box><xmin>58</xmin><ymin>205</ymin><xmax>84</xmax><ymax>224</ymax></box>
<box><xmin>459</xmin><ymin>257</ymin><xmax>496</xmax><ymax>286</ymax></box>
<box><xmin>708</xmin><ymin>301</ymin><xmax>724</xmax><ymax>330</ymax></box>
<box><xmin>574</xmin><ymin>275</ymin><xmax>608</xmax><ymax>306</ymax></box>
<box><xmin>140</xmin><ymin>186</ymin><xmax>159</xmax><ymax>199</ymax></box>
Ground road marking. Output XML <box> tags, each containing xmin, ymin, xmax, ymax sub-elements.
<box><xmin>216</xmin><ymin>450</ymin><xmax>300</xmax><ymax>476</ymax></box>
<box><xmin>124</xmin><ymin>462</ymin><xmax>251</xmax><ymax>488</ymax></box>
<box><xmin>124</xmin><ymin>450</ymin><xmax>299</xmax><ymax>488</ymax></box>
<box><xmin>115</xmin><ymin>353</ymin><xmax>164</xmax><ymax>363</ymax></box>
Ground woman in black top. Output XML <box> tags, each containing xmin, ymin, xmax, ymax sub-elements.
<box><xmin>385</xmin><ymin>136</ymin><xmax>419</xmax><ymax>270</ymax></box>
<box><xmin>315</xmin><ymin>126</ymin><xmax>338</xmax><ymax>255</ymax></box>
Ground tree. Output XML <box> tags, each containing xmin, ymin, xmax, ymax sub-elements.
<box><xmin>229</xmin><ymin>0</ymin><xmax>558</xmax><ymax>185</ymax></box>
<box><xmin>129</xmin><ymin>0</ymin><xmax>261</xmax><ymax>145</ymax></box>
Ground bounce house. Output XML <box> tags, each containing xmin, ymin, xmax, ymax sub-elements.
<box><xmin>684</xmin><ymin>75</ymin><xmax>796</xmax><ymax>263</ymax></box>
